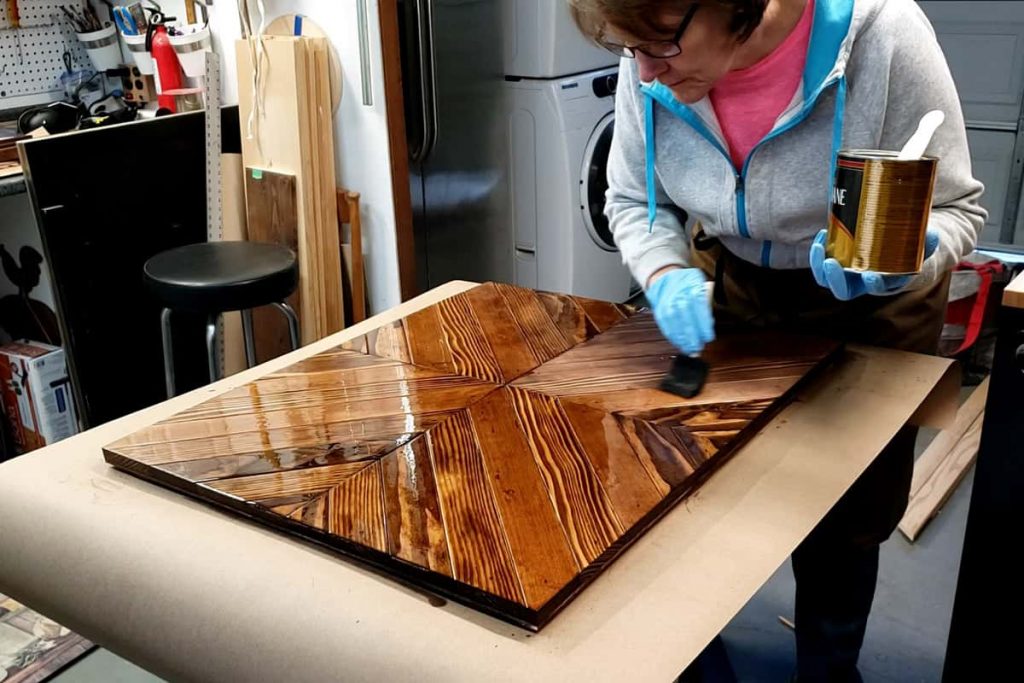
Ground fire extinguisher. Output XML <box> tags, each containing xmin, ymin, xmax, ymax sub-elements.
<box><xmin>146</xmin><ymin>15</ymin><xmax>183</xmax><ymax>113</ymax></box>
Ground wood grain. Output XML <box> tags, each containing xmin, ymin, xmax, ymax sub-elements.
<box><xmin>337</xmin><ymin>190</ymin><xmax>367</xmax><ymax>325</ymax></box>
<box><xmin>380</xmin><ymin>435</ymin><xmax>453</xmax><ymax>576</ymax></box>
<box><xmin>907</xmin><ymin>377</ymin><xmax>988</xmax><ymax>498</ymax></box>
<box><xmin>509</xmin><ymin>386</ymin><xmax>623</xmax><ymax>565</ymax></box>
<box><xmin>899</xmin><ymin>412</ymin><xmax>983</xmax><ymax>542</ymax></box>
<box><xmin>402</xmin><ymin>304</ymin><xmax>456</xmax><ymax>375</ymax></box>
<box><xmin>560</xmin><ymin>399</ymin><xmax>664</xmax><ymax>527</ymax></box>
<box><xmin>324</xmin><ymin>462</ymin><xmax>387</xmax><ymax>552</ymax></box>
<box><xmin>206</xmin><ymin>461</ymin><xmax>370</xmax><ymax>502</ymax></box>
<box><xmin>494</xmin><ymin>283</ymin><xmax>573</xmax><ymax>361</ymax></box>
<box><xmin>236</xmin><ymin>36</ymin><xmax>343</xmax><ymax>347</ymax></box>
<box><xmin>571</xmin><ymin>295</ymin><xmax>628</xmax><ymax>332</ymax></box>
<box><xmin>427</xmin><ymin>410</ymin><xmax>525</xmax><ymax>604</ymax></box>
<box><xmin>469</xmin><ymin>389</ymin><xmax>580</xmax><ymax>608</ymax></box>
<box><xmin>537</xmin><ymin>292</ymin><xmax>595</xmax><ymax>345</ymax></box>
<box><xmin>245</xmin><ymin>167</ymin><xmax>301</xmax><ymax>364</ymax></box>
<box><xmin>463</xmin><ymin>283</ymin><xmax>540</xmax><ymax>381</ymax></box>
<box><xmin>435</xmin><ymin>294</ymin><xmax>503</xmax><ymax>384</ymax></box>
<box><xmin>104</xmin><ymin>283</ymin><xmax>840</xmax><ymax>631</ymax></box>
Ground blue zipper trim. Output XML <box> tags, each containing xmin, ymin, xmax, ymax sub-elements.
<box><xmin>645</xmin><ymin>73</ymin><xmax>845</xmax><ymax>244</ymax></box>
<box><xmin>760</xmin><ymin>240</ymin><xmax>773</xmax><ymax>267</ymax></box>
<box><xmin>645</xmin><ymin>95</ymin><xmax>657</xmax><ymax>231</ymax></box>
<box><xmin>829</xmin><ymin>76</ymin><xmax>848</xmax><ymax>200</ymax></box>
<box><xmin>805</xmin><ymin>0</ymin><xmax>854</xmax><ymax>100</ymax></box>
<box><xmin>641</xmin><ymin>82</ymin><xmax>730</xmax><ymax>158</ymax></box>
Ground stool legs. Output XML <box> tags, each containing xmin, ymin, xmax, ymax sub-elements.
<box><xmin>163</xmin><ymin>305</ymin><xmax>294</xmax><ymax>396</ymax></box>
<box><xmin>273</xmin><ymin>301</ymin><xmax>301</xmax><ymax>350</ymax></box>
<box><xmin>241</xmin><ymin>309</ymin><xmax>257</xmax><ymax>368</ymax></box>
<box><xmin>160</xmin><ymin>308</ymin><xmax>175</xmax><ymax>398</ymax></box>
<box><xmin>206</xmin><ymin>314</ymin><xmax>221</xmax><ymax>382</ymax></box>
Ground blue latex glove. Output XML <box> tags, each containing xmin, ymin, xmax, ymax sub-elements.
<box><xmin>645</xmin><ymin>268</ymin><xmax>715</xmax><ymax>355</ymax></box>
<box><xmin>810</xmin><ymin>229</ymin><xmax>940</xmax><ymax>301</ymax></box>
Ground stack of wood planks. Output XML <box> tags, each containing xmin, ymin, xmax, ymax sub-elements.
<box><xmin>899</xmin><ymin>377</ymin><xmax>989</xmax><ymax>542</ymax></box>
<box><xmin>236</xmin><ymin>35</ymin><xmax>344</xmax><ymax>360</ymax></box>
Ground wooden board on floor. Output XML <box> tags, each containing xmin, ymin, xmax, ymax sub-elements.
<box><xmin>245</xmin><ymin>167</ymin><xmax>301</xmax><ymax>363</ymax></box>
<box><xmin>103</xmin><ymin>283</ymin><xmax>842</xmax><ymax>632</ymax></box>
<box><xmin>907</xmin><ymin>377</ymin><xmax>988</xmax><ymax>498</ymax></box>
<box><xmin>899</xmin><ymin>412</ymin><xmax>983</xmax><ymax>541</ymax></box>
<box><xmin>236</xmin><ymin>36</ymin><xmax>344</xmax><ymax>348</ymax></box>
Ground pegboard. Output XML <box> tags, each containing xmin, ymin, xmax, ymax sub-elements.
<box><xmin>0</xmin><ymin>1</ymin><xmax>95</xmax><ymax>99</ymax></box>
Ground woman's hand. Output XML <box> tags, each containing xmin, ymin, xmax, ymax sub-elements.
<box><xmin>809</xmin><ymin>229</ymin><xmax>940</xmax><ymax>301</ymax></box>
<box><xmin>645</xmin><ymin>267</ymin><xmax>715</xmax><ymax>355</ymax></box>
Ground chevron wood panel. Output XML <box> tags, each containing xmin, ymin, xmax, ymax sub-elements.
<box><xmin>104</xmin><ymin>283</ymin><xmax>840</xmax><ymax>631</ymax></box>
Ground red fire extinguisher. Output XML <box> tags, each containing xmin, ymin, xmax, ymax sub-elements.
<box><xmin>146</xmin><ymin>18</ymin><xmax>184</xmax><ymax>113</ymax></box>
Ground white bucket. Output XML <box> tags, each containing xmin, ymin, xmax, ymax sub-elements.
<box><xmin>170</xmin><ymin>25</ymin><xmax>212</xmax><ymax>78</ymax></box>
<box><xmin>76</xmin><ymin>24</ymin><xmax>122</xmax><ymax>71</ymax></box>
<box><xmin>122</xmin><ymin>32</ymin><xmax>155</xmax><ymax>75</ymax></box>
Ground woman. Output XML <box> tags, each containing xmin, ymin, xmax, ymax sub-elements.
<box><xmin>570</xmin><ymin>0</ymin><xmax>985</xmax><ymax>679</ymax></box>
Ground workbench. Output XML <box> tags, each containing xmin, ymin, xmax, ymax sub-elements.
<box><xmin>0</xmin><ymin>281</ymin><xmax>956</xmax><ymax>682</ymax></box>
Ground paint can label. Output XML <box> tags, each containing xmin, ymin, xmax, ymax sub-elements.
<box><xmin>827</xmin><ymin>157</ymin><xmax>865</xmax><ymax>267</ymax></box>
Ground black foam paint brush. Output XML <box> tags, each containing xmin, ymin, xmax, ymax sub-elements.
<box><xmin>659</xmin><ymin>354</ymin><xmax>710</xmax><ymax>399</ymax></box>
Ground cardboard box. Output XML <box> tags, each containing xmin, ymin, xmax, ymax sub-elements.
<box><xmin>0</xmin><ymin>342</ymin><xmax>78</xmax><ymax>454</ymax></box>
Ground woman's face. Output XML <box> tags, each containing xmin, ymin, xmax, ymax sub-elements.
<box><xmin>609</xmin><ymin>4</ymin><xmax>746</xmax><ymax>104</ymax></box>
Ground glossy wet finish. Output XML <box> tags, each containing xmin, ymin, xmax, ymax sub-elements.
<box><xmin>104</xmin><ymin>283</ymin><xmax>841</xmax><ymax>630</ymax></box>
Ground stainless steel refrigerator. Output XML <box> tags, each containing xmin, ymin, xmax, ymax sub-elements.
<box><xmin>399</xmin><ymin>0</ymin><xmax>514</xmax><ymax>292</ymax></box>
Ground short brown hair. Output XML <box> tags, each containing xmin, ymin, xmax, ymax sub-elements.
<box><xmin>569</xmin><ymin>0</ymin><xmax>769</xmax><ymax>44</ymax></box>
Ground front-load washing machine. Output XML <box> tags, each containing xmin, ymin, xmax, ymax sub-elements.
<box><xmin>504</xmin><ymin>66</ymin><xmax>633</xmax><ymax>302</ymax></box>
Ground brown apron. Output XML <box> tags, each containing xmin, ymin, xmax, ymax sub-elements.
<box><xmin>690</xmin><ymin>228</ymin><xmax>951</xmax><ymax>547</ymax></box>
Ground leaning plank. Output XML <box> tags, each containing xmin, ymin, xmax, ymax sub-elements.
<box><xmin>899</xmin><ymin>411</ymin><xmax>984</xmax><ymax>542</ymax></box>
<box><xmin>245</xmin><ymin>168</ymin><xmax>300</xmax><ymax>363</ymax></box>
<box><xmin>907</xmin><ymin>377</ymin><xmax>989</xmax><ymax>498</ymax></box>
<box><xmin>235</xmin><ymin>36</ymin><xmax>343</xmax><ymax>347</ymax></box>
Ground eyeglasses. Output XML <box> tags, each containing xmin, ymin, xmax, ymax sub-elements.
<box><xmin>598</xmin><ymin>4</ymin><xmax>699</xmax><ymax>59</ymax></box>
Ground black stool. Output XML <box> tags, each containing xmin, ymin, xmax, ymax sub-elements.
<box><xmin>144</xmin><ymin>241</ymin><xmax>300</xmax><ymax>397</ymax></box>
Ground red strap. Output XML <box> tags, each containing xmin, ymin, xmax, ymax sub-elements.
<box><xmin>952</xmin><ymin>261</ymin><xmax>1004</xmax><ymax>355</ymax></box>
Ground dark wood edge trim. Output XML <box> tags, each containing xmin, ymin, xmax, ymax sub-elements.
<box><xmin>102</xmin><ymin>447</ymin><xmax>542</xmax><ymax>632</ymax></box>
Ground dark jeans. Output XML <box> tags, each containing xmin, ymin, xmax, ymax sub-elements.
<box><xmin>792</xmin><ymin>425</ymin><xmax>917</xmax><ymax>682</ymax></box>
<box><xmin>681</xmin><ymin>238</ymin><xmax>949</xmax><ymax>681</ymax></box>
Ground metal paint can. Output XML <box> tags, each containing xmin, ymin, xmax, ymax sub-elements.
<box><xmin>826</xmin><ymin>150</ymin><xmax>938</xmax><ymax>274</ymax></box>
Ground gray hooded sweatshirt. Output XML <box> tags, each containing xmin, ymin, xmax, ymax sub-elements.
<box><xmin>607</xmin><ymin>0</ymin><xmax>987</xmax><ymax>291</ymax></box>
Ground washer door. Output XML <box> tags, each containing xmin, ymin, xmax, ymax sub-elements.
<box><xmin>580</xmin><ymin>112</ymin><xmax>617</xmax><ymax>252</ymax></box>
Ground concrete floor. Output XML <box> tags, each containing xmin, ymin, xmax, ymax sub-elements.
<box><xmin>51</xmin><ymin>438</ymin><xmax>973</xmax><ymax>683</ymax></box>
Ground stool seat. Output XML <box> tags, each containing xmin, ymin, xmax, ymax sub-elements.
<box><xmin>144</xmin><ymin>241</ymin><xmax>298</xmax><ymax>312</ymax></box>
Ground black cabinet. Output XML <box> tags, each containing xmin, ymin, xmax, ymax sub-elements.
<box><xmin>21</xmin><ymin>108</ymin><xmax>241</xmax><ymax>427</ymax></box>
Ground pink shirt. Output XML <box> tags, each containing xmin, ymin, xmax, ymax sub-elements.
<box><xmin>710</xmin><ymin>0</ymin><xmax>815</xmax><ymax>170</ymax></box>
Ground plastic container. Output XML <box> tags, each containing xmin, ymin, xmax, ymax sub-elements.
<box><xmin>76</xmin><ymin>24</ymin><xmax>122</xmax><ymax>71</ymax></box>
<box><xmin>170</xmin><ymin>25</ymin><xmax>212</xmax><ymax>78</ymax></box>
<box><xmin>122</xmin><ymin>31</ymin><xmax>155</xmax><ymax>75</ymax></box>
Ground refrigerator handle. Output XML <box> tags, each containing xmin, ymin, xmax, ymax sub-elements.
<box><xmin>410</xmin><ymin>0</ymin><xmax>438</xmax><ymax>163</ymax></box>
<box><xmin>356</xmin><ymin>0</ymin><xmax>374</xmax><ymax>106</ymax></box>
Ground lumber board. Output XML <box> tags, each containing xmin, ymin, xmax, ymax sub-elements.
<box><xmin>908</xmin><ymin>377</ymin><xmax>988</xmax><ymax>498</ymax></box>
<box><xmin>899</xmin><ymin>411</ymin><xmax>983</xmax><ymax>541</ymax></box>
<box><xmin>244</xmin><ymin>167</ymin><xmax>300</xmax><ymax>363</ymax></box>
<box><xmin>235</xmin><ymin>36</ymin><xmax>344</xmax><ymax>349</ymax></box>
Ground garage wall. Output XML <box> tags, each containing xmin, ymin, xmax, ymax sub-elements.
<box><xmin>920</xmin><ymin>0</ymin><xmax>1024</xmax><ymax>247</ymax></box>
